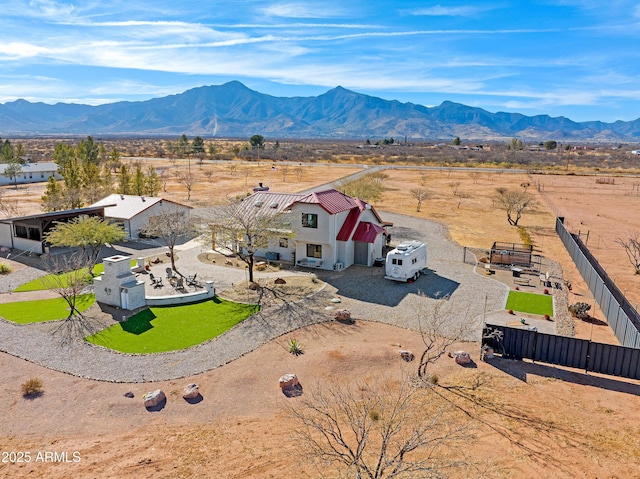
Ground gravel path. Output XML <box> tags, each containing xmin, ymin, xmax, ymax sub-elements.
<box><xmin>0</xmin><ymin>213</ymin><xmax>510</xmax><ymax>382</ymax></box>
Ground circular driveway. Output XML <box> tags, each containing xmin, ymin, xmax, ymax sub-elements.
<box><xmin>0</xmin><ymin>212</ymin><xmax>509</xmax><ymax>382</ymax></box>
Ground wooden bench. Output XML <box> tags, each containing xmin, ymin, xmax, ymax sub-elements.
<box><xmin>514</xmin><ymin>277</ymin><xmax>530</xmax><ymax>286</ymax></box>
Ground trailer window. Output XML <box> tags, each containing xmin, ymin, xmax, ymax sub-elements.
<box><xmin>397</xmin><ymin>259</ymin><xmax>403</xmax><ymax>265</ymax></box>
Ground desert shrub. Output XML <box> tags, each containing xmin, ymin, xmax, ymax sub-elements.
<box><xmin>0</xmin><ymin>262</ymin><xmax>11</xmax><ymax>274</ymax></box>
<box><xmin>21</xmin><ymin>378</ymin><xmax>43</xmax><ymax>397</ymax></box>
<box><xmin>429</xmin><ymin>374</ymin><xmax>440</xmax><ymax>386</ymax></box>
<box><xmin>288</xmin><ymin>338</ymin><xmax>303</xmax><ymax>356</ymax></box>
<box><xmin>568</xmin><ymin>302</ymin><xmax>591</xmax><ymax>319</ymax></box>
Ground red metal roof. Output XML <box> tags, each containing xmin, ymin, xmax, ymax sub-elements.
<box><xmin>293</xmin><ymin>189</ymin><xmax>359</xmax><ymax>214</ymax></box>
<box><xmin>351</xmin><ymin>221</ymin><xmax>386</xmax><ymax>243</ymax></box>
<box><xmin>336</xmin><ymin>207</ymin><xmax>363</xmax><ymax>241</ymax></box>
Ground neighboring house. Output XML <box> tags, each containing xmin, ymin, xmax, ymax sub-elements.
<box><xmin>0</xmin><ymin>162</ymin><xmax>61</xmax><ymax>186</ymax></box>
<box><xmin>244</xmin><ymin>189</ymin><xmax>390</xmax><ymax>271</ymax></box>
<box><xmin>90</xmin><ymin>194</ymin><xmax>192</xmax><ymax>239</ymax></box>
<box><xmin>0</xmin><ymin>206</ymin><xmax>108</xmax><ymax>254</ymax></box>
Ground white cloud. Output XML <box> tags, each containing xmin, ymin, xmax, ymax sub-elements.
<box><xmin>260</xmin><ymin>3</ymin><xmax>343</xmax><ymax>18</ymax></box>
<box><xmin>409</xmin><ymin>5</ymin><xmax>491</xmax><ymax>16</ymax></box>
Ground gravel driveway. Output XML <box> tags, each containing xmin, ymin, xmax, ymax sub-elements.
<box><xmin>0</xmin><ymin>212</ymin><xmax>509</xmax><ymax>382</ymax></box>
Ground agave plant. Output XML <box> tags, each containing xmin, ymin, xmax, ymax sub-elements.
<box><xmin>288</xmin><ymin>338</ymin><xmax>303</xmax><ymax>356</ymax></box>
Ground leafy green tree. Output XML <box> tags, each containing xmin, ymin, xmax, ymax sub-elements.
<box><xmin>249</xmin><ymin>134</ymin><xmax>265</xmax><ymax>149</ymax></box>
<box><xmin>145</xmin><ymin>166</ymin><xmax>160</xmax><ymax>196</ymax></box>
<box><xmin>133</xmin><ymin>163</ymin><xmax>146</xmax><ymax>196</ymax></box>
<box><xmin>41</xmin><ymin>177</ymin><xmax>66</xmax><ymax>212</ymax></box>
<box><xmin>178</xmin><ymin>134</ymin><xmax>190</xmax><ymax>157</ymax></box>
<box><xmin>544</xmin><ymin>140</ymin><xmax>558</xmax><ymax>150</ymax></box>
<box><xmin>60</xmin><ymin>157</ymin><xmax>84</xmax><ymax>209</ymax></box>
<box><xmin>1</xmin><ymin>140</ymin><xmax>15</xmax><ymax>163</ymax></box>
<box><xmin>192</xmin><ymin>136</ymin><xmax>205</xmax><ymax>154</ymax></box>
<box><xmin>3</xmin><ymin>161</ymin><xmax>23</xmax><ymax>189</ymax></box>
<box><xmin>82</xmin><ymin>161</ymin><xmax>104</xmax><ymax>203</ymax></box>
<box><xmin>249</xmin><ymin>134</ymin><xmax>265</xmax><ymax>159</ymax></box>
<box><xmin>77</xmin><ymin>136</ymin><xmax>100</xmax><ymax>165</ymax></box>
<box><xmin>207</xmin><ymin>144</ymin><xmax>218</xmax><ymax>157</ymax></box>
<box><xmin>118</xmin><ymin>164</ymin><xmax>133</xmax><ymax>195</ymax></box>
<box><xmin>106</xmin><ymin>147</ymin><xmax>122</xmax><ymax>173</ymax></box>
<box><xmin>45</xmin><ymin>216</ymin><xmax>126</xmax><ymax>275</ymax></box>
<box><xmin>452</xmin><ymin>136</ymin><xmax>461</xmax><ymax>146</ymax></box>
<box><xmin>14</xmin><ymin>143</ymin><xmax>26</xmax><ymax>163</ymax></box>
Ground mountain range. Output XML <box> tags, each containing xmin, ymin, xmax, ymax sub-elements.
<box><xmin>1</xmin><ymin>81</ymin><xmax>639</xmax><ymax>141</ymax></box>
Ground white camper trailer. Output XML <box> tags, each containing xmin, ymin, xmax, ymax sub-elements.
<box><xmin>384</xmin><ymin>241</ymin><xmax>428</xmax><ymax>282</ymax></box>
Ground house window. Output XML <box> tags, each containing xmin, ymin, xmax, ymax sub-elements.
<box><xmin>302</xmin><ymin>213</ymin><xmax>318</xmax><ymax>228</ymax></box>
<box><xmin>279</xmin><ymin>237</ymin><xmax>288</xmax><ymax>248</ymax></box>
<box><xmin>14</xmin><ymin>225</ymin><xmax>40</xmax><ymax>241</ymax></box>
<box><xmin>306</xmin><ymin>244</ymin><xmax>322</xmax><ymax>258</ymax></box>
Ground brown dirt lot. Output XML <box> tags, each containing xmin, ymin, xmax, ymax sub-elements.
<box><xmin>2</xmin><ymin>163</ymin><xmax>640</xmax><ymax>478</ymax></box>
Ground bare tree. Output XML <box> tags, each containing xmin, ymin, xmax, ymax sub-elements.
<box><xmin>294</xmin><ymin>166</ymin><xmax>304</xmax><ymax>181</ymax></box>
<box><xmin>39</xmin><ymin>252</ymin><xmax>98</xmax><ymax>344</ymax></box>
<box><xmin>139</xmin><ymin>206</ymin><xmax>198</xmax><ymax>273</ymax></box>
<box><xmin>288</xmin><ymin>379</ymin><xmax>469</xmax><ymax>479</ymax></box>
<box><xmin>411</xmin><ymin>295</ymin><xmax>477</xmax><ymax>381</ymax></box>
<box><xmin>280</xmin><ymin>164</ymin><xmax>290</xmax><ymax>182</ymax></box>
<box><xmin>177</xmin><ymin>169</ymin><xmax>197</xmax><ymax>200</ymax></box>
<box><xmin>242</xmin><ymin>167</ymin><xmax>251</xmax><ymax>186</ymax></box>
<box><xmin>0</xmin><ymin>187</ymin><xmax>19</xmax><ymax>217</ymax></box>
<box><xmin>410</xmin><ymin>187</ymin><xmax>430</xmax><ymax>212</ymax></box>
<box><xmin>616</xmin><ymin>233</ymin><xmax>640</xmax><ymax>274</ymax></box>
<box><xmin>493</xmin><ymin>188</ymin><xmax>535</xmax><ymax>226</ymax></box>
<box><xmin>228</xmin><ymin>163</ymin><xmax>238</xmax><ymax>176</ymax></box>
<box><xmin>206</xmin><ymin>197</ymin><xmax>294</xmax><ymax>283</ymax></box>
<box><xmin>454</xmin><ymin>190</ymin><xmax>470</xmax><ymax>209</ymax></box>
<box><xmin>469</xmin><ymin>171</ymin><xmax>481</xmax><ymax>184</ymax></box>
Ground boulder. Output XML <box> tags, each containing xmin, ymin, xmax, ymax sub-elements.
<box><xmin>123</xmin><ymin>391</ymin><xmax>135</xmax><ymax>398</ymax></box>
<box><xmin>274</xmin><ymin>277</ymin><xmax>287</xmax><ymax>285</ymax></box>
<box><xmin>143</xmin><ymin>389</ymin><xmax>165</xmax><ymax>408</ymax></box>
<box><xmin>453</xmin><ymin>351</ymin><xmax>471</xmax><ymax>365</ymax></box>
<box><xmin>279</xmin><ymin>374</ymin><xmax>299</xmax><ymax>390</ymax></box>
<box><xmin>183</xmin><ymin>383</ymin><xmax>199</xmax><ymax>399</ymax></box>
<box><xmin>399</xmin><ymin>350</ymin><xmax>415</xmax><ymax>362</ymax></box>
<box><xmin>334</xmin><ymin>309</ymin><xmax>351</xmax><ymax>321</ymax></box>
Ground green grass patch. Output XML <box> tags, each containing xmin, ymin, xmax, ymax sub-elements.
<box><xmin>85</xmin><ymin>298</ymin><xmax>259</xmax><ymax>353</ymax></box>
<box><xmin>506</xmin><ymin>290</ymin><xmax>554</xmax><ymax>316</ymax></box>
<box><xmin>13</xmin><ymin>260</ymin><xmax>136</xmax><ymax>292</ymax></box>
<box><xmin>0</xmin><ymin>294</ymin><xmax>95</xmax><ymax>323</ymax></box>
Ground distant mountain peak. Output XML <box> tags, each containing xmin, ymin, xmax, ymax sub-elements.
<box><xmin>0</xmin><ymin>81</ymin><xmax>638</xmax><ymax>140</ymax></box>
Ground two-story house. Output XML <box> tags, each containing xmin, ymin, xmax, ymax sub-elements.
<box><xmin>245</xmin><ymin>188</ymin><xmax>390</xmax><ymax>271</ymax></box>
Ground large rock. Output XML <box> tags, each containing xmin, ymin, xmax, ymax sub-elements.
<box><xmin>454</xmin><ymin>351</ymin><xmax>471</xmax><ymax>365</ymax></box>
<box><xmin>399</xmin><ymin>350</ymin><xmax>414</xmax><ymax>362</ymax></box>
<box><xmin>279</xmin><ymin>374</ymin><xmax>299</xmax><ymax>389</ymax></box>
<box><xmin>143</xmin><ymin>389</ymin><xmax>166</xmax><ymax>408</ymax></box>
<box><xmin>183</xmin><ymin>383</ymin><xmax>199</xmax><ymax>399</ymax></box>
<box><xmin>334</xmin><ymin>309</ymin><xmax>351</xmax><ymax>321</ymax></box>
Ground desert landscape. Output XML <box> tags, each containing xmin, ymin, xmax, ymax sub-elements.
<box><xmin>1</xmin><ymin>146</ymin><xmax>640</xmax><ymax>478</ymax></box>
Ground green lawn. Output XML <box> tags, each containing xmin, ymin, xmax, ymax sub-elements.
<box><xmin>0</xmin><ymin>294</ymin><xmax>95</xmax><ymax>323</ymax></box>
<box><xmin>505</xmin><ymin>291</ymin><xmax>554</xmax><ymax>316</ymax></box>
<box><xmin>85</xmin><ymin>298</ymin><xmax>259</xmax><ymax>353</ymax></box>
<box><xmin>13</xmin><ymin>260</ymin><xmax>135</xmax><ymax>292</ymax></box>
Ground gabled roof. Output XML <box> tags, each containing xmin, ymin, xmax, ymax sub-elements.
<box><xmin>241</xmin><ymin>191</ymin><xmax>307</xmax><ymax>216</ymax></box>
<box><xmin>352</xmin><ymin>221</ymin><xmax>387</xmax><ymax>243</ymax></box>
<box><xmin>292</xmin><ymin>189</ymin><xmax>360</xmax><ymax>215</ymax></box>
<box><xmin>90</xmin><ymin>194</ymin><xmax>190</xmax><ymax>220</ymax></box>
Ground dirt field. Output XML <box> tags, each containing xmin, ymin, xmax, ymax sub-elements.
<box><xmin>2</xmin><ymin>162</ymin><xmax>640</xmax><ymax>478</ymax></box>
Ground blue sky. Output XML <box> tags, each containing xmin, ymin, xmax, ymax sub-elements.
<box><xmin>2</xmin><ymin>0</ymin><xmax>640</xmax><ymax>122</ymax></box>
